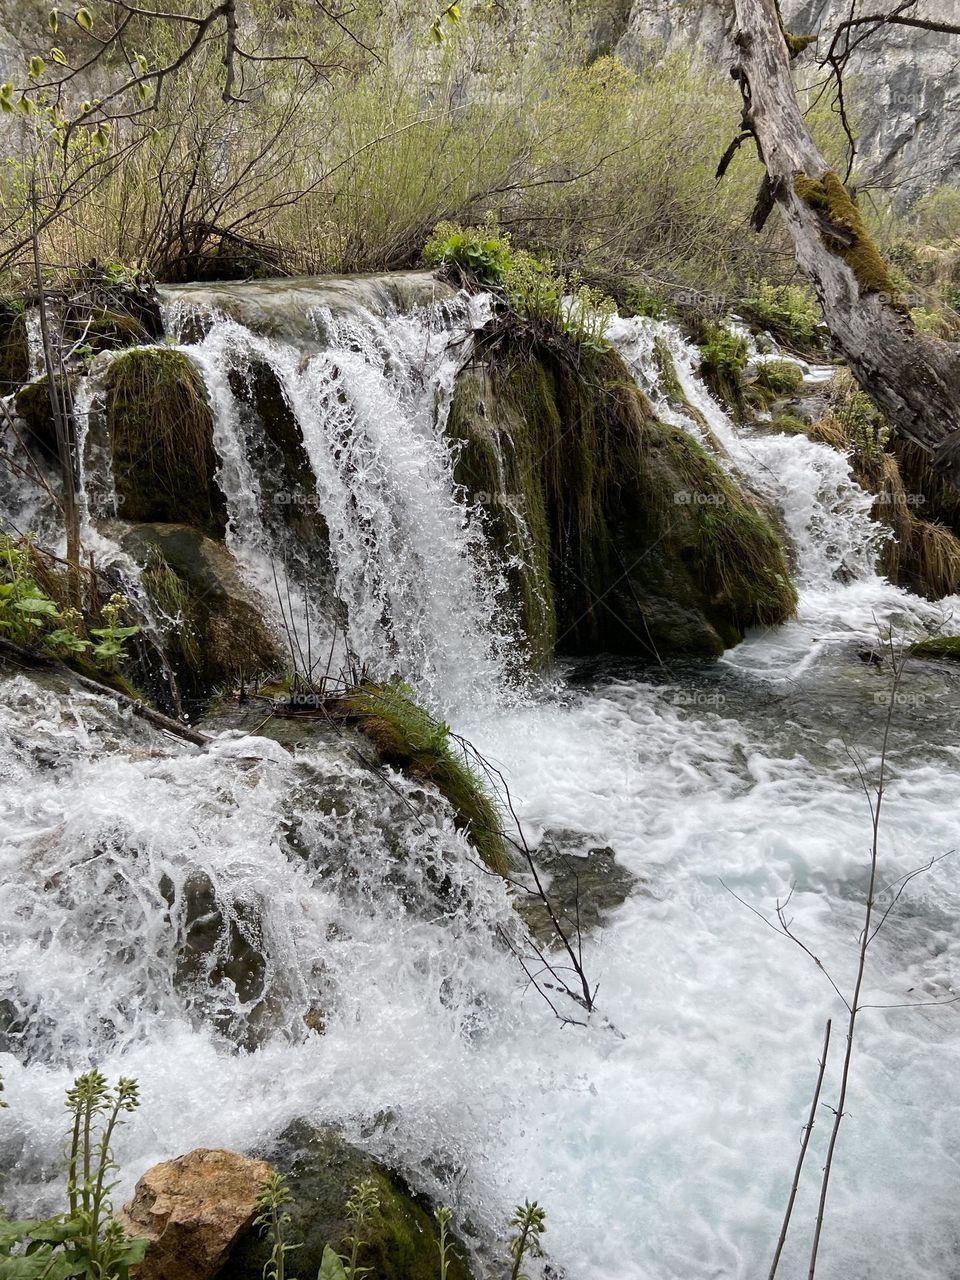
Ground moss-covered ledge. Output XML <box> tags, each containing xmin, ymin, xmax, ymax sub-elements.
<box><xmin>448</xmin><ymin>338</ymin><xmax>797</xmax><ymax>662</ymax></box>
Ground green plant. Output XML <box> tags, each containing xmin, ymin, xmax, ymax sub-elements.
<box><xmin>507</xmin><ymin>1201</ymin><xmax>546</xmax><ymax>1280</ymax></box>
<box><xmin>0</xmin><ymin>536</ymin><xmax>140</xmax><ymax>668</ymax></box>
<box><xmin>254</xmin><ymin>1173</ymin><xmax>299</xmax><ymax>1280</ymax></box>
<box><xmin>434</xmin><ymin>1207</ymin><xmax>456</xmax><ymax>1280</ymax></box>
<box><xmin>0</xmin><ymin>1072</ymin><xmax>146</xmax><ymax>1280</ymax></box>
<box><xmin>698</xmin><ymin>322</ymin><xmax>748</xmax><ymax>409</ymax></box>
<box><xmin>742</xmin><ymin>280</ymin><xmax>822</xmax><ymax>349</ymax></box>
<box><xmin>423</xmin><ymin>220</ymin><xmax>513</xmax><ymax>286</ymax></box>
<box><xmin>754</xmin><ymin>359</ymin><xmax>804</xmax><ymax>397</ymax></box>
<box><xmin>338</xmin><ymin>1178</ymin><xmax>380</xmax><ymax>1280</ymax></box>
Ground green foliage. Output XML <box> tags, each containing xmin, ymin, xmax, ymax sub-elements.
<box><xmin>423</xmin><ymin>220</ymin><xmax>512</xmax><ymax>286</ymax></box>
<box><xmin>508</xmin><ymin>1201</ymin><xmax>546</xmax><ymax>1280</ymax></box>
<box><xmin>434</xmin><ymin>1207</ymin><xmax>457</xmax><ymax>1280</ymax></box>
<box><xmin>824</xmin><ymin>369</ymin><xmax>891</xmax><ymax>468</ymax></box>
<box><xmin>741</xmin><ymin>280</ymin><xmax>822</xmax><ymax>350</ymax></box>
<box><xmin>424</xmin><ymin>221</ymin><xmax>615</xmax><ymax>350</ymax></box>
<box><xmin>0</xmin><ymin>1073</ymin><xmax>146</xmax><ymax>1280</ymax></box>
<box><xmin>754</xmin><ymin>359</ymin><xmax>804</xmax><ymax>397</ymax></box>
<box><xmin>697</xmin><ymin>323</ymin><xmax>748</xmax><ymax>410</ymax></box>
<box><xmin>0</xmin><ymin>536</ymin><xmax>139</xmax><ymax>666</ymax></box>
<box><xmin>911</xmin><ymin>185</ymin><xmax>960</xmax><ymax>244</ymax></box>
<box><xmin>338</xmin><ymin>1179</ymin><xmax>380</xmax><ymax>1280</ymax></box>
<box><xmin>332</xmin><ymin>680</ymin><xmax>509</xmax><ymax>875</ymax></box>
<box><xmin>254</xmin><ymin>1173</ymin><xmax>300</xmax><ymax>1280</ymax></box>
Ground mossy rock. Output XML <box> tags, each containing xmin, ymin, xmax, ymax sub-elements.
<box><xmin>446</xmin><ymin>368</ymin><xmax>556</xmax><ymax>668</ymax></box>
<box><xmin>768</xmin><ymin>414</ymin><xmax>811</xmax><ymax>436</ymax></box>
<box><xmin>14</xmin><ymin>377</ymin><xmax>63</xmax><ymax>465</ymax></box>
<box><xmin>227</xmin><ymin>359</ymin><xmax>331</xmax><ymax>569</ymax></box>
<box><xmin>452</xmin><ymin>336</ymin><xmax>796</xmax><ymax>662</ymax></box>
<box><xmin>910</xmin><ymin>635</ymin><xmax>960</xmax><ymax>660</ymax></box>
<box><xmin>225</xmin><ymin>1121</ymin><xmax>473</xmax><ymax>1280</ymax></box>
<box><xmin>105</xmin><ymin>347</ymin><xmax>226</xmax><ymax>534</ymax></box>
<box><xmin>330</xmin><ymin>680</ymin><xmax>509</xmax><ymax>875</ymax></box>
<box><xmin>120</xmin><ymin>522</ymin><xmax>283</xmax><ymax>713</ymax></box>
<box><xmin>76</xmin><ymin>307</ymin><xmax>150</xmax><ymax>352</ymax></box>
<box><xmin>0</xmin><ymin>301</ymin><xmax>29</xmax><ymax>397</ymax></box>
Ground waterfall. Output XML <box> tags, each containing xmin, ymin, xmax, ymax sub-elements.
<box><xmin>166</xmin><ymin>289</ymin><xmax>519</xmax><ymax>716</ymax></box>
<box><xmin>3</xmin><ymin>282</ymin><xmax>960</xmax><ymax>1280</ymax></box>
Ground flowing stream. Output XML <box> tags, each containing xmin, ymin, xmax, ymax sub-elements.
<box><xmin>2</xmin><ymin>278</ymin><xmax>960</xmax><ymax>1280</ymax></box>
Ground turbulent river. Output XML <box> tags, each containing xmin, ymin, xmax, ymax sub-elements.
<box><xmin>2</xmin><ymin>277</ymin><xmax>960</xmax><ymax>1280</ymax></box>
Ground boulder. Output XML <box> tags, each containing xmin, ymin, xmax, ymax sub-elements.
<box><xmin>226</xmin><ymin>1120</ymin><xmax>473</xmax><ymax>1280</ymax></box>
<box><xmin>119</xmin><ymin>1148</ymin><xmax>272</xmax><ymax>1280</ymax></box>
<box><xmin>447</xmin><ymin>340</ymin><xmax>797</xmax><ymax>662</ymax></box>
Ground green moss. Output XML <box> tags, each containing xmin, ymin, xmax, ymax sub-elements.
<box><xmin>332</xmin><ymin>680</ymin><xmax>509</xmax><ymax>876</ymax></box>
<box><xmin>0</xmin><ymin>301</ymin><xmax>29</xmax><ymax>396</ymax></box>
<box><xmin>446</xmin><ymin>368</ymin><xmax>556</xmax><ymax>668</ymax></box>
<box><xmin>784</xmin><ymin>30</ymin><xmax>817</xmax><ymax>56</ymax></box>
<box><xmin>81</xmin><ymin>308</ymin><xmax>149</xmax><ymax>352</ymax></box>
<box><xmin>794</xmin><ymin>171</ymin><xmax>902</xmax><ymax>302</ymax></box>
<box><xmin>910</xmin><ymin>635</ymin><xmax>960</xmax><ymax>660</ymax></box>
<box><xmin>769</xmin><ymin>414</ymin><xmax>810</xmax><ymax>435</ymax></box>
<box><xmin>14</xmin><ymin>377</ymin><xmax>62</xmax><ymax>463</ymax></box>
<box><xmin>104</xmin><ymin>347</ymin><xmax>225</xmax><ymax>533</ymax></box>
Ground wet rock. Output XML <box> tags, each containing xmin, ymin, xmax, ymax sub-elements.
<box><xmin>120</xmin><ymin>522</ymin><xmax>284</xmax><ymax>712</ymax></box>
<box><xmin>0</xmin><ymin>301</ymin><xmax>29</xmax><ymax>398</ymax></box>
<box><xmin>226</xmin><ymin>1120</ymin><xmax>473</xmax><ymax>1280</ymax></box>
<box><xmin>515</xmin><ymin>831</ymin><xmax>639</xmax><ymax>942</ymax></box>
<box><xmin>119</xmin><ymin>1148</ymin><xmax>272</xmax><ymax>1280</ymax></box>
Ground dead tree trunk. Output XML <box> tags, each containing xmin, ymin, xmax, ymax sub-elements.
<box><xmin>725</xmin><ymin>0</ymin><xmax>960</xmax><ymax>485</ymax></box>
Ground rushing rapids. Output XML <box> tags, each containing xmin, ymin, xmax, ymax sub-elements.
<box><xmin>2</xmin><ymin>278</ymin><xmax>960</xmax><ymax>1280</ymax></box>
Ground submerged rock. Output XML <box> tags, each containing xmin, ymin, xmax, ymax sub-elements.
<box><xmin>226</xmin><ymin>1120</ymin><xmax>473</xmax><ymax>1280</ymax></box>
<box><xmin>120</xmin><ymin>1148</ymin><xmax>272</xmax><ymax>1280</ymax></box>
<box><xmin>448</xmin><ymin>339</ymin><xmax>796</xmax><ymax>662</ymax></box>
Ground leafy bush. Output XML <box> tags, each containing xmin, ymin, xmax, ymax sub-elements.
<box><xmin>424</xmin><ymin>221</ymin><xmax>616</xmax><ymax>351</ymax></box>
<box><xmin>824</xmin><ymin>368</ymin><xmax>891</xmax><ymax>467</ymax></box>
<box><xmin>0</xmin><ymin>1072</ymin><xmax>146</xmax><ymax>1280</ymax></box>
<box><xmin>741</xmin><ymin>280</ymin><xmax>822</xmax><ymax>350</ymax></box>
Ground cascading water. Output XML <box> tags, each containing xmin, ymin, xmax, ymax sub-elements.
<box><xmin>3</xmin><ymin>283</ymin><xmax>960</xmax><ymax>1280</ymax></box>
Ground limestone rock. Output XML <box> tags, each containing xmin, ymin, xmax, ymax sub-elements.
<box><xmin>120</xmin><ymin>1148</ymin><xmax>272</xmax><ymax>1280</ymax></box>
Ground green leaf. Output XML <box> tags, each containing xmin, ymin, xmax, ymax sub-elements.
<box><xmin>75</xmin><ymin>6</ymin><xmax>93</xmax><ymax>29</ymax></box>
<box><xmin>48</xmin><ymin>8</ymin><xmax>59</xmax><ymax>31</ymax></box>
<box><xmin>50</xmin><ymin>47</ymin><xmax>67</xmax><ymax>65</ymax></box>
<box><xmin>13</xmin><ymin>597</ymin><xmax>59</xmax><ymax>616</ymax></box>
<box><xmin>317</xmin><ymin>1245</ymin><xmax>348</xmax><ymax>1280</ymax></box>
<box><xmin>28</xmin><ymin>56</ymin><xmax>45</xmax><ymax>79</ymax></box>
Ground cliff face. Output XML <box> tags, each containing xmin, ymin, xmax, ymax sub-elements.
<box><xmin>617</xmin><ymin>0</ymin><xmax>960</xmax><ymax>203</ymax></box>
